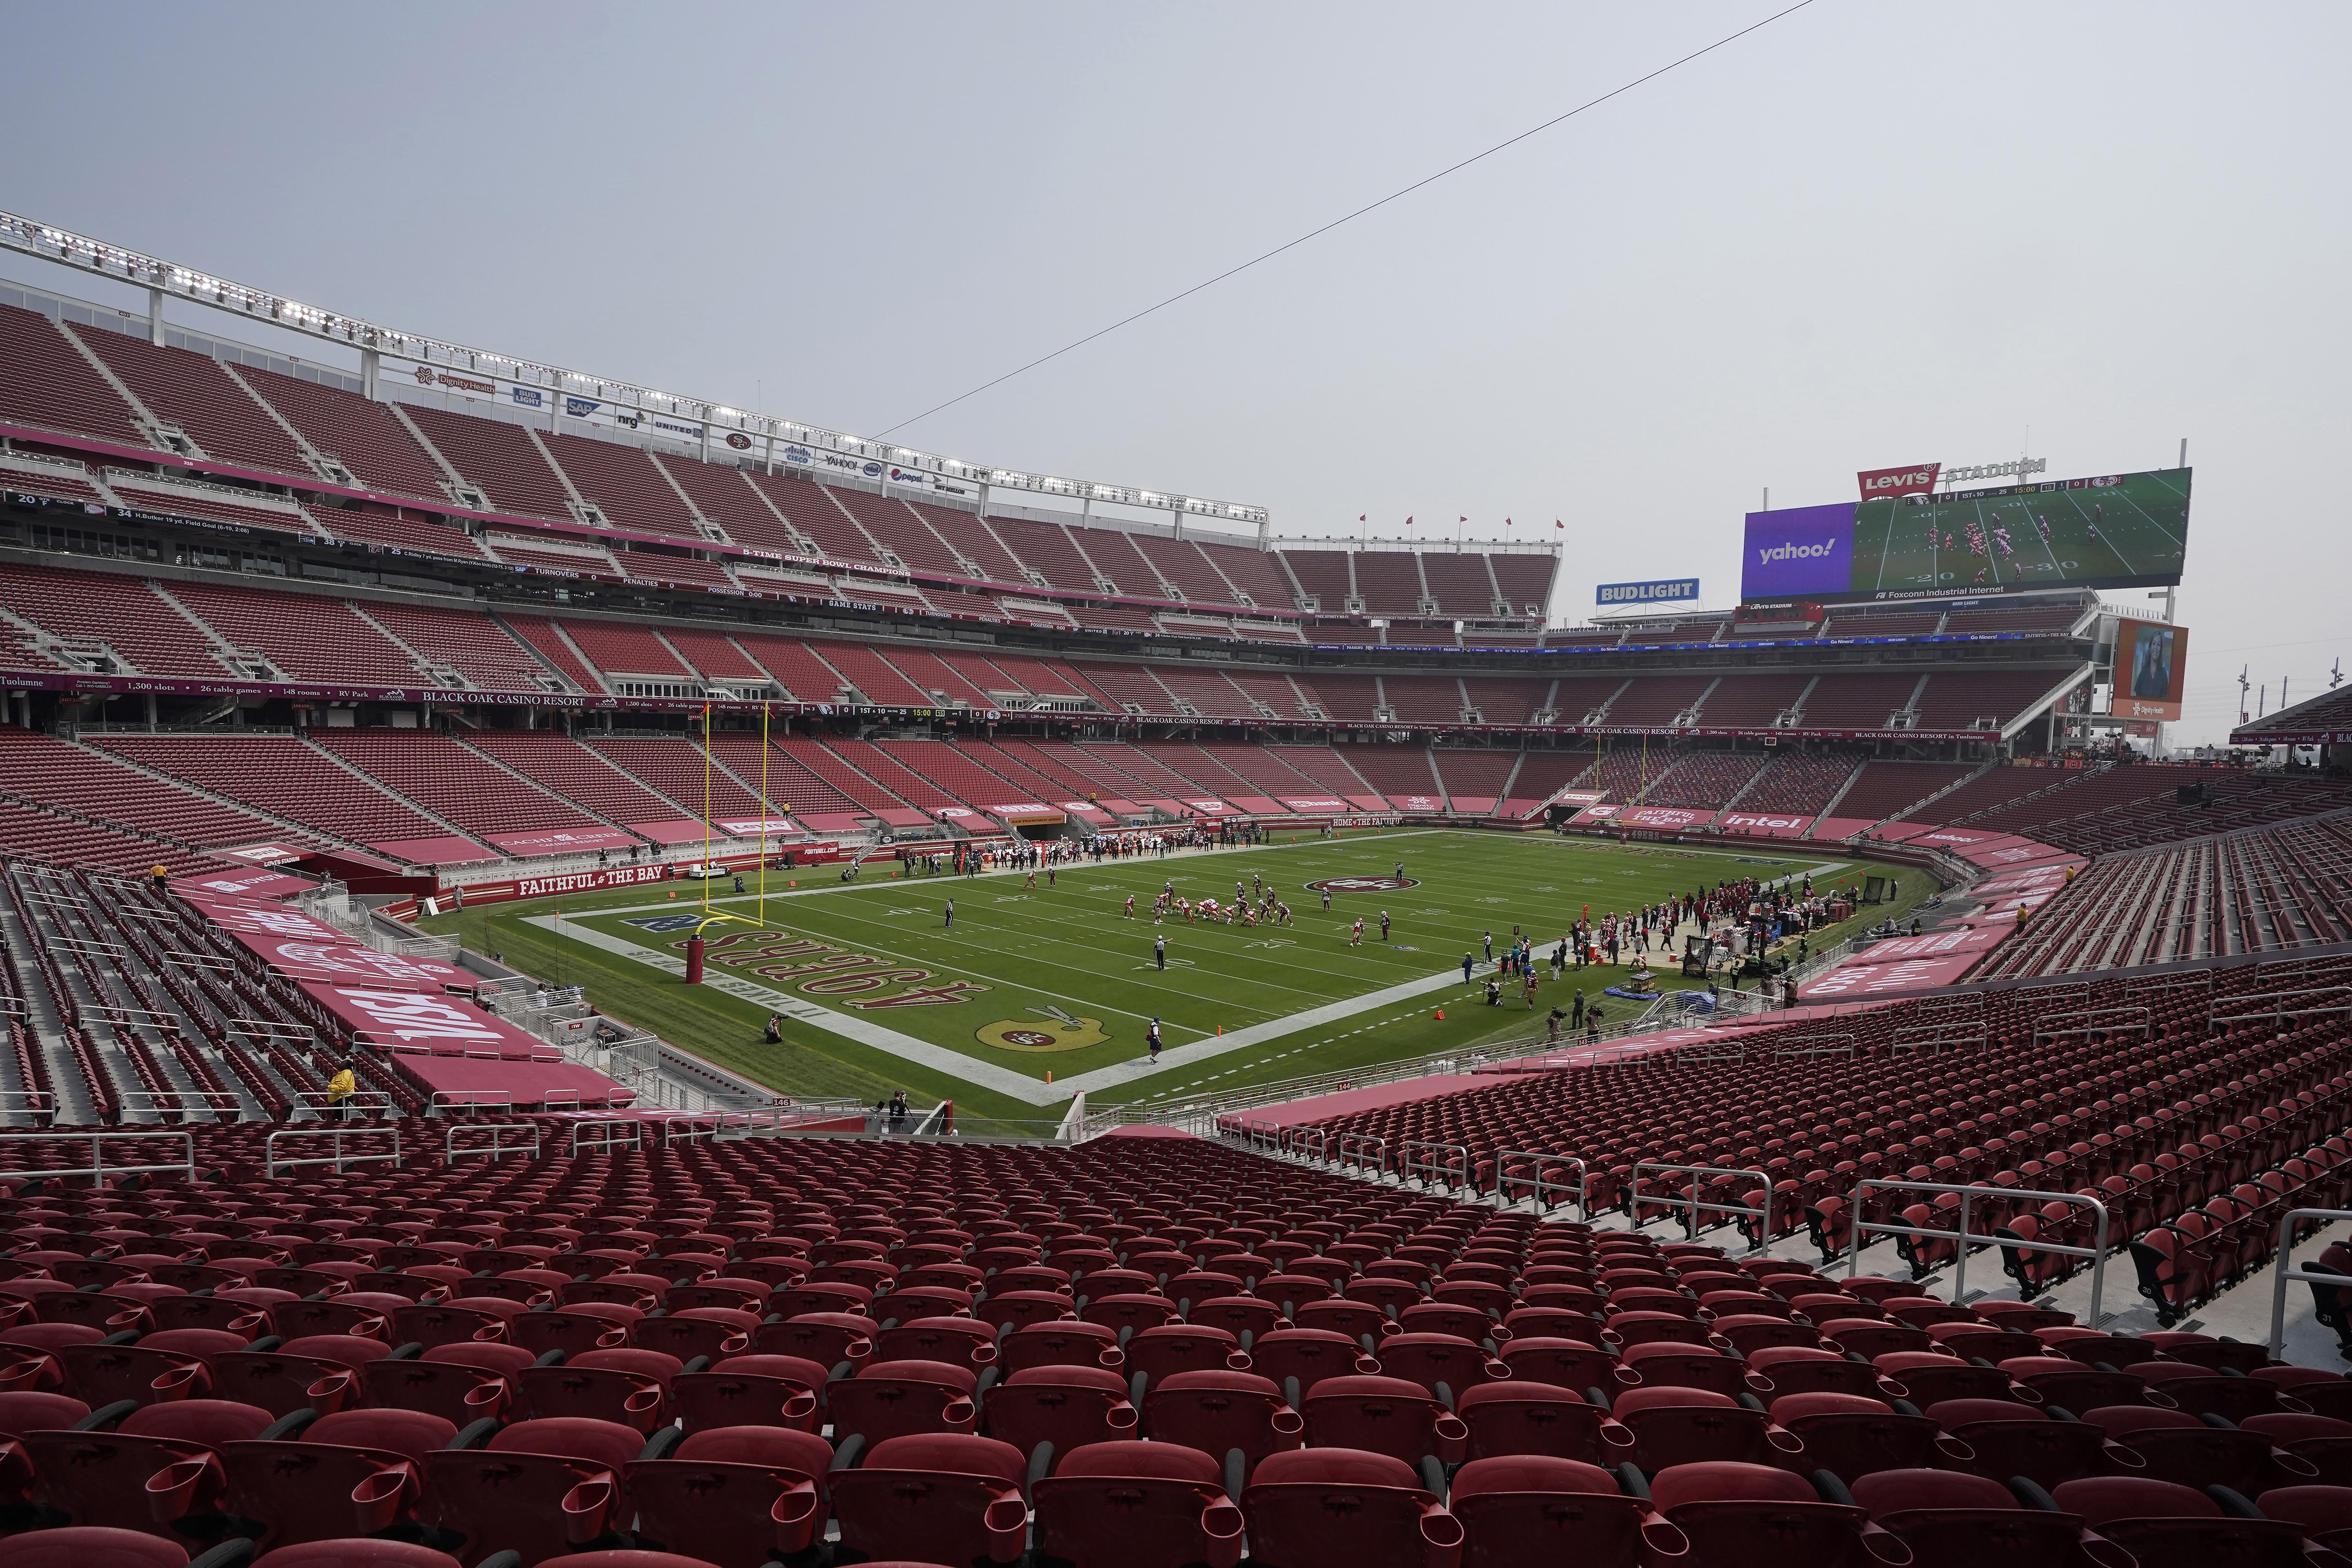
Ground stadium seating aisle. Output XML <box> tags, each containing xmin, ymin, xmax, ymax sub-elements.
<box><xmin>463</xmin><ymin>732</ymin><xmax>703</xmax><ymax>829</ymax></box>
<box><xmin>0</xmin><ymin>728</ymin><xmax>318</xmax><ymax>853</ymax></box>
<box><xmin>0</xmin><ymin>564</ymin><xmax>230</xmax><ymax>679</ymax></box>
<box><xmin>1829</xmin><ymin>761</ymin><xmax>1977</xmax><ymax>827</ymax></box>
<box><xmin>541</xmin><ymin>432</ymin><xmax>706</xmax><ymax>543</ymax></box>
<box><xmin>0</xmin><ymin>304</ymin><xmax>148</xmax><ymax>448</ymax></box>
<box><xmin>239</xmin><ymin>365</ymin><xmax>452</xmax><ymax>504</ymax></box>
<box><xmin>161</xmin><ymin>582</ymin><xmax>420</xmax><ymax>687</ymax></box>
<box><xmin>1639</xmin><ymin>752</ymin><xmax>1766</xmax><ymax>812</ymax></box>
<box><xmin>0</xmin><ymin>1080</ymin><xmax>2347</xmax><ymax>1564</ymax></box>
<box><xmin>1983</xmin><ymin>813</ymin><xmax>2352</xmax><ymax>975</ymax></box>
<box><xmin>398</xmin><ymin>405</ymin><xmax>577</xmax><ymax>524</ymax></box>
<box><xmin>582</xmin><ymin>737</ymin><xmax>777</xmax><ymax>826</ymax></box>
<box><xmin>310</xmin><ymin>730</ymin><xmax>616</xmax><ymax>846</ymax></box>
<box><xmin>1737</xmin><ymin>753</ymin><xmax>1857</xmax><ymax>814</ymax></box>
<box><xmin>87</xmin><ymin>734</ymin><xmax>458</xmax><ymax>853</ymax></box>
<box><xmin>71</xmin><ymin>328</ymin><xmax>315</xmax><ymax>479</ymax></box>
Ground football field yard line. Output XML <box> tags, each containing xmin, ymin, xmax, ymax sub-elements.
<box><xmin>1048</xmin><ymin>966</ymin><xmax>1468</xmax><ymax>1099</ymax></box>
<box><xmin>517</xmin><ymin>831</ymin><xmax>1844</xmax><ymax>1111</ymax></box>
<box><xmin>2057</xmin><ymin>489</ymin><xmax>2137</xmax><ymax>577</ymax></box>
<box><xmin>521</xmin><ymin>912</ymin><xmax>1059</xmax><ymax>1102</ymax></box>
<box><xmin>773</xmin><ymin>900</ymin><xmax>1336</xmax><ymax>1011</ymax></box>
<box><xmin>525</xmin><ymin>910</ymin><xmax>1468</xmax><ymax>1108</ymax></box>
<box><xmin>764</xmin><ymin>862</ymin><xmax>1453</xmax><ymax>994</ymax></box>
<box><xmin>2108</xmin><ymin>481</ymin><xmax>2184</xmax><ymax>546</ymax></box>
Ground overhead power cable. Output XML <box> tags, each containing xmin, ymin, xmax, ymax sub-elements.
<box><xmin>879</xmin><ymin>0</ymin><xmax>1817</xmax><ymax>436</ymax></box>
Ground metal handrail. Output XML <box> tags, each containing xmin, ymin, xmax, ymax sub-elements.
<box><xmin>121</xmin><ymin>1089</ymin><xmax>243</xmax><ymax>1119</ymax></box>
<box><xmin>1685</xmin><ymin>1031</ymin><xmax>1857</xmax><ymax>1067</ymax></box>
<box><xmin>430</xmin><ymin>1091</ymin><xmax>511</xmax><ymax>1117</ymax></box>
<box><xmin>228</xmin><ymin>1018</ymin><xmax>315</xmax><ymax>1041</ymax></box>
<box><xmin>1630</xmin><ymin>1161</ymin><xmax>1773</xmax><ymax>1253</ymax></box>
<box><xmin>0</xmin><ymin>1131</ymin><xmax>196</xmax><ymax>1185</ymax></box>
<box><xmin>1492</xmin><ymin>1149</ymin><xmax>1590</xmax><ymax>1217</ymax></box>
<box><xmin>543</xmin><ymin>1090</ymin><xmax>583</xmax><ymax>1113</ymax></box>
<box><xmin>569</xmin><ymin>1119</ymin><xmax>642</xmax><ymax>1154</ymax></box>
<box><xmin>1288</xmin><ymin>1126</ymin><xmax>1329</xmax><ymax>1163</ymax></box>
<box><xmin>447</xmin><ymin>1123</ymin><xmax>542</xmax><ymax>1163</ymax></box>
<box><xmin>1336</xmin><ymin>1132</ymin><xmax>1387</xmax><ymax>1176</ymax></box>
<box><xmin>88</xmin><ymin>1004</ymin><xmax>178</xmax><ymax>1028</ymax></box>
<box><xmin>660</xmin><ymin>1115</ymin><xmax>721</xmax><ymax>1145</ymax></box>
<box><xmin>264</xmin><ymin>1126</ymin><xmax>401</xmax><ymax>1177</ymax></box>
<box><xmin>1849</xmin><ymin>1177</ymin><xmax>2112</xmax><ymax>1328</ymax></box>
<box><xmin>0</xmin><ymin>1090</ymin><xmax>55</xmax><ymax>1124</ymax></box>
<box><xmin>291</xmin><ymin>1089</ymin><xmax>392</xmax><ymax>1121</ymax></box>
<box><xmin>1890</xmin><ymin>1027</ymin><xmax>1988</xmax><ymax>1055</ymax></box>
<box><xmin>2215</xmin><ymin>988</ymin><xmax>2352</xmax><ymax>1027</ymax></box>
<box><xmin>2267</xmin><ymin>1207</ymin><xmax>2352</xmax><ymax>1357</ymax></box>
<box><xmin>1401</xmin><ymin>1140</ymin><xmax>1470</xmax><ymax>1194</ymax></box>
<box><xmin>2033</xmin><ymin>1006</ymin><xmax>2149</xmax><ymax>1044</ymax></box>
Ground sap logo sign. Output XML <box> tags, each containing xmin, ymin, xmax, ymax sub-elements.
<box><xmin>1757</xmin><ymin>541</ymin><xmax>1837</xmax><ymax>564</ymax></box>
<box><xmin>624</xmin><ymin>914</ymin><xmax>708</xmax><ymax>932</ymax></box>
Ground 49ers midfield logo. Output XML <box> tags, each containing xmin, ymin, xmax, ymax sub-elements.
<box><xmin>1304</xmin><ymin>876</ymin><xmax>1419</xmax><ymax>894</ymax></box>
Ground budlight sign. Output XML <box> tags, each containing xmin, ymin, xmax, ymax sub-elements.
<box><xmin>1595</xmin><ymin>578</ymin><xmax>1700</xmax><ymax>606</ymax></box>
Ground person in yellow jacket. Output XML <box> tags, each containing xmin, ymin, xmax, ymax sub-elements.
<box><xmin>325</xmin><ymin>1064</ymin><xmax>357</xmax><ymax>1109</ymax></box>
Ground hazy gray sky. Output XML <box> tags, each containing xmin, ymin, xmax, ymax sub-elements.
<box><xmin>2</xmin><ymin>2</ymin><xmax>2344</xmax><ymax>746</ymax></box>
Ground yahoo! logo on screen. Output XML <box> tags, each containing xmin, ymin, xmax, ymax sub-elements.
<box><xmin>1756</xmin><ymin>540</ymin><xmax>1837</xmax><ymax>564</ymax></box>
<box><xmin>1741</xmin><ymin>503</ymin><xmax>1853</xmax><ymax>597</ymax></box>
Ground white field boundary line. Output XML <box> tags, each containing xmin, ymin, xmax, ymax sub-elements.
<box><xmin>550</xmin><ymin>827</ymin><xmax>1459</xmax><ymax>919</ymax></box>
<box><xmin>554</xmin><ymin>827</ymin><xmax>1842</xmax><ymax>924</ymax></box>
<box><xmin>527</xmin><ymin>912</ymin><xmax>1464</xmax><ymax>1107</ymax></box>
<box><xmin>515</xmin><ymin>834</ymin><xmax>1854</xmax><ymax>1110</ymax></box>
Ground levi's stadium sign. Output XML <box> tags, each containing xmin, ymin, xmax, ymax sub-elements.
<box><xmin>1857</xmin><ymin>463</ymin><xmax>1941</xmax><ymax>499</ymax></box>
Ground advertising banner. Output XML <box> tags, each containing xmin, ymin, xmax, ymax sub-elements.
<box><xmin>1595</xmin><ymin>578</ymin><xmax>1700</xmax><ymax>607</ymax></box>
<box><xmin>367</xmin><ymin>836</ymin><xmax>498</xmax><ymax>867</ymax></box>
<box><xmin>1713</xmin><ymin>811</ymin><xmax>1816</xmax><ymax>839</ymax></box>
<box><xmin>227</xmin><ymin>931</ymin><xmax>476</xmax><ymax>993</ymax></box>
<box><xmin>206</xmin><ymin>843</ymin><xmax>309</xmax><ymax>868</ymax></box>
<box><xmin>482</xmin><ymin>827</ymin><xmax>642</xmax><ymax>857</ymax></box>
<box><xmin>1857</xmin><ymin>463</ymin><xmax>1942</xmax><ymax>499</ymax></box>
<box><xmin>1802</xmin><ymin>948</ymin><xmax>1991</xmax><ymax>997</ymax></box>
<box><xmin>1746</xmin><ymin>468</ymin><xmax>2191</xmax><ymax>605</ymax></box>
<box><xmin>1614</xmin><ymin>805</ymin><xmax>1711</xmax><ymax>830</ymax></box>
<box><xmin>1741</xmin><ymin>504</ymin><xmax>1855</xmax><ymax>599</ymax></box>
<box><xmin>173</xmin><ymin>868</ymin><xmax>316</xmax><ymax>902</ymax></box>
<box><xmin>295</xmin><ymin>980</ymin><xmax>556</xmax><ymax>1058</ymax></box>
<box><xmin>2116</xmin><ymin>621</ymin><xmax>2188</xmax><ymax>722</ymax></box>
<box><xmin>185</xmin><ymin>895</ymin><xmax>366</xmax><ymax>946</ymax></box>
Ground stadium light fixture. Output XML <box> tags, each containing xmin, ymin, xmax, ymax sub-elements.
<box><xmin>0</xmin><ymin>206</ymin><xmax>1270</xmax><ymax>527</ymax></box>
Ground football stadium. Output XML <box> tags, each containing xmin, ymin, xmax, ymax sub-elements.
<box><xmin>0</xmin><ymin>11</ymin><xmax>2348</xmax><ymax>1566</ymax></box>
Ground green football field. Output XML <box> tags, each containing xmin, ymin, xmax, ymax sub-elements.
<box><xmin>418</xmin><ymin>828</ymin><xmax>1938</xmax><ymax>1129</ymax></box>
<box><xmin>1851</xmin><ymin>468</ymin><xmax>2189</xmax><ymax>596</ymax></box>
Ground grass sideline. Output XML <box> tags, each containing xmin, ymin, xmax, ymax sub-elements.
<box><xmin>418</xmin><ymin>827</ymin><xmax>1940</xmax><ymax>1126</ymax></box>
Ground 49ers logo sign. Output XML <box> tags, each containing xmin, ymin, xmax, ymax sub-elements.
<box><xmin>1304</xmin><ymin>876</ymin><xmax>1419</xmax><ymax>893</ymax></box>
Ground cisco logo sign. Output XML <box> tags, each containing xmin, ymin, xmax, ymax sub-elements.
<box><xmin>1596</xmin><ymin>578</ymin><xmax>1699</xmax><ymax>606</ymax></box>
